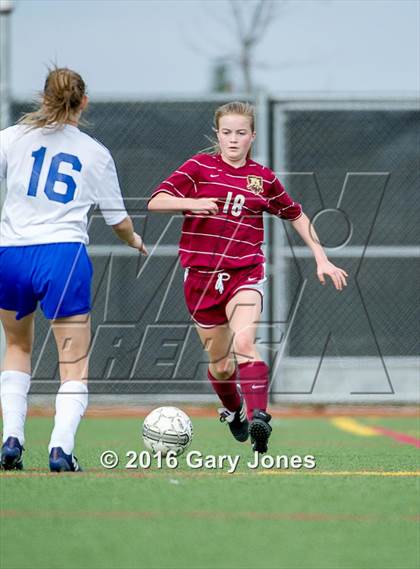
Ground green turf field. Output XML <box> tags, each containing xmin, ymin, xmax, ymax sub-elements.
<box><xmin>1</xmin><ymin>413</ymin><xmax>419</xmax><ymax>569</ymax></box>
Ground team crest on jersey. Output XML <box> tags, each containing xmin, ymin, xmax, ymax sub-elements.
<box><xmin>246</xmin><ymin>175</ymin><xmax>264</xmax><ymax>195</ymax></box>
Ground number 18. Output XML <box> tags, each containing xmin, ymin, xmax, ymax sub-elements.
<box><xmin>223</xmin><ymin>191</ymin><xmax>245</xmax><ymax>217</ymax></box>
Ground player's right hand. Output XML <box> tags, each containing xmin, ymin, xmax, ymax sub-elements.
<box><xmin>188</xmin><ymin>198</ymin><xmax>219</xmax><ymax>215</ymax></box>
<box><xmin>128</xmin><ymin>232</ymin><xmax>148</xmax><ymax>255</ymax></box>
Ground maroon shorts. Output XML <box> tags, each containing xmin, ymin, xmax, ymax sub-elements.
<box><xmin>183</xmin><ymin>264</ymin><xmax>266</xmax><ymax>328</ymax></box>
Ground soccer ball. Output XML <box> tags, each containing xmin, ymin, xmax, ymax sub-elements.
<box><xmin>142</xmin><ymin>406</ymin><xmax>193</xmax><ymax>456</ymax></box>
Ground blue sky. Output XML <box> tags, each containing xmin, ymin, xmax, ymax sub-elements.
<box><xmin>8</xmin><ymin>0</ymin><xmax>420</xmax><ymax>99</ymax></box>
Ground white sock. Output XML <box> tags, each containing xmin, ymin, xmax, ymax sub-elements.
<box><xmin>48</xmin><ymin>381</ymin><xmax>88</xmax><ymax>455</ymax></box>
<box><xmin>1</xmin><ymin>370</ymin><xmax>31</xmax><ymax>446</ymax></box>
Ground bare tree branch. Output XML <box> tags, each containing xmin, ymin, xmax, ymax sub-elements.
<box><xmin>180</xmin><ymin>0</ymin><xmax>297</xmax><ymax>93</ymax></box>
<box><xmin>230</xmin><ymin>1</ymin><xmax>246</xmax><ymax>44</ymax></box>
<box><xmin>248</xmin><ymin>0</ymin><xmax>269</xmax><ymax>45</ymax></box>
<box><xmin>253</xmin><ymin>1</ymin><xmax>276</xmax><ymax>41</ymax></box>
<box><xmin>202</xmin><ymin>1</ymin><xmax>237</xmax><ymax>35</ymax></box>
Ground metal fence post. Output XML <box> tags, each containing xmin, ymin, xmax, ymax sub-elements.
<box><xmin>270</xmin><ymin>104</ymin><xmax>290</xmax><ymax>401</ymax></box>
<box><xmin>0</xmin><ymin>0</ymin><xmax>14</xmax><ymax>364</ymax></box>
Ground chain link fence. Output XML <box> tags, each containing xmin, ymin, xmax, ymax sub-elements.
<box><xmin>7</xmin><ymin>97</ymin><xmax>420</xmax><ymax>401</ymax></box>
<box><xmin>270</xmin><ymin>99</ymin><xmax>419</xmax><ymax>401</ymax></box>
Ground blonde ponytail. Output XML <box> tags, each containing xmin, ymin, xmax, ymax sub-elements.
<box><xmin>19</xmin><ymin>67</ymin><xmax>86</xmax><ymax>130</ymax></box>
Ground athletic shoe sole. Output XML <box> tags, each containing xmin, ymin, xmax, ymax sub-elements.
<box><xmin>249</xmin><ymin>419</ymin><xmax>272</xmax><ymax>454</ymax></box>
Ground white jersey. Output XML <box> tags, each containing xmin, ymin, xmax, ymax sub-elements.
<box><xmin>0</xmin><ymin>124</ymin><xmax>127</xmax><ymax>246</ymax></box>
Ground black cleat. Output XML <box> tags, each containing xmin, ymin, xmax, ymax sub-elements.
<box><xmin>218</xmin><ymin>400</ymin><xmax>249</xmax><ymax>442</ymax></box>
<box><xmin>249</xmin><ymin>409</ymin><xmax>272</xmax><ymax>453</ymax></box>
<box><xmin>1</xmin><ymin>437</ymin><xmax>24</xmax><ymax>471</ymax></box>
<box><xmin>49</xmin><ymin>447</ymin><xmax>83</xmax><ymax>473</ymax></box>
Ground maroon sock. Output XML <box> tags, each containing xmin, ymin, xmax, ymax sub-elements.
<box><xmin>238</xmin><ymin>361</ymin><xmax>269</xmax><ymax>419</ymax></box>
<box><xmin>207</xmin><ymin>368</ymin><xmax>241</xmax><ymax>412</ymax></box>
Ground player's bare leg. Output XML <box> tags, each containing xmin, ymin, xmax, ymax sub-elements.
<box><xmin>0</xmin><ymin>309</ymin><xmax>34</xmax><ymax>374</ymax></box>
<box><xmin>48</xmin><ymin>314</ymin><xmax>91</xmax><ymax>472</ymax></box>
<box><xmin>195</xmin><ymin>323</ymin><xmax>234</xmax><ymax>379</ymax></box>
<box><xmin>51</xmin><ymin>313</ymin><xmax>91</xmax><ymax>384</ymax></box>
<box><xmin>195</xmin><ymin>324</ymin><xmax>248</xmax><ymax>442</ymax></box>
<box><xmin>226</xmin><ymin>290</ymin><xmax>272</xmax><ymax>453</ymax></box>
<box><xmin>0</xmin><ymin>309</ymin><xmax>34</xmax><ymax>469</ymax></box>
<box><xmin>226</xmin><ymin>289</ymin><xmax>262</xmax><ymax>365</ymax></box>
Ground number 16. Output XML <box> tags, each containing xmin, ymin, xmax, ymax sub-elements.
<box><xmin>27</xmin><ymin>146</ymin><xmax>82</xmax><ymax>204</ymax></box>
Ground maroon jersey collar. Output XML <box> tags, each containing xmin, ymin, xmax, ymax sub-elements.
<box><xmin>215</xmin><ymin>153</ymin><xmax>252</xmax><ymax>172</ymax></box>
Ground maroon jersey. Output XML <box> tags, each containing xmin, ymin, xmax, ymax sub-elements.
<box><xmin>150</xmin><ymin>153</ymin><xmax>302</xmax><ymax>270</ymax></box>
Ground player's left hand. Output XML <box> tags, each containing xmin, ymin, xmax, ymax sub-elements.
<box><xmin>128</xmin><ymin>232</ymin><xmax>148</xmax><ymax>256</ymax></box>
<box><xmin>316</xmin><ymin>260</ymin><xmax>348</xmax><ymax>291</ymax></box>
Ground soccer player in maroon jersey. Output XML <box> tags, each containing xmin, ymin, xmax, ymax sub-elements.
<box><xmin>148</xmin><ymin>102</ymin><xmax>347</xmax><ymax>453</ymax></box>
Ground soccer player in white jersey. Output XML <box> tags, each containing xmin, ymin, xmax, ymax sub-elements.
<box><xmin>0</xmin><ymin>67</ymin><xmax>147</xmax><ymax>472</ymax></box>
